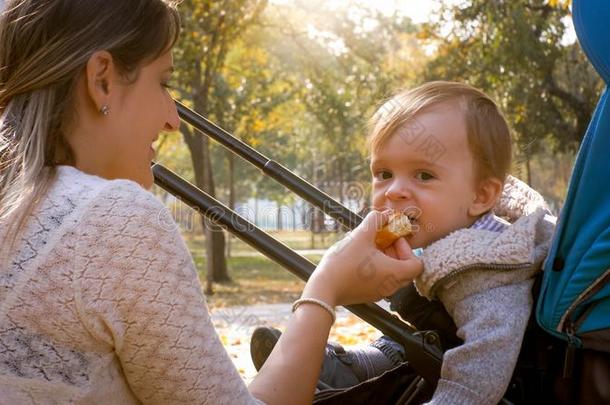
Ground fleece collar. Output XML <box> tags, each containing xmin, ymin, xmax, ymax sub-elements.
<box><xmin>414</xmin><ymin>176</ymin><xmax>555</xmax><ymax>299</ymax></box>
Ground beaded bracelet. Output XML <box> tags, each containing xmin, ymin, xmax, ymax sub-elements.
<box><xmin>291</xmin><ymin>297</ymin><xmax>336</xmax><ymax>323</ymax></box>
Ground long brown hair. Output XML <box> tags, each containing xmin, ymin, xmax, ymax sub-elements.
<box><xmin>0</xmin><ymin>0</ymin><xmax>181</xmax><ymax>250</ymax></box>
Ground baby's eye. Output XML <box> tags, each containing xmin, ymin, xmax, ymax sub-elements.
<box><xmin>415</xmin><ymin>171</ymin><xmax>435</xmax><ymax>181</ymax></box>
<box><xmin>373</xmin><ymin>170</ymin><xmax>392</xmax><ymax>181</ymax></box>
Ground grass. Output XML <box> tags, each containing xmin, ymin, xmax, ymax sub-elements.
<box><xmin>182</xmin><ymin>230</ymin><xmax>349</xmax><ymax>308</ymax></box>
<box><xmin>185</xmin><ymin>230</ymin><xmax>344</xmax><ymax>255</ymax></box>
<box><xmin>190</xmin><ymin>250</ymin><xmax>323</xmax><ymax>308</ymax></box>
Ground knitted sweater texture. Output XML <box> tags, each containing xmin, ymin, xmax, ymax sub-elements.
<box><xmin>0</xmin><ymin>166</ymin><xmax>262</xmax><ymax>404</ymax></box>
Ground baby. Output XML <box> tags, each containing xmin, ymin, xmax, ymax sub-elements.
<box><xmin>252</xmin><ymin>81</ymin><xmax>555</xmax><ymax>404</ymax></box>
<box><xmin>362</xmin><ymin>81</ymin><xmax>555</xmax><ymax>404</ymax></box>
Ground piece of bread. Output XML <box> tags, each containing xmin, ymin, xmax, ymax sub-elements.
<box><xmin>375</xmin><ymin>213</ymin><xmax>413</xmax><ymax>249</ymax></box>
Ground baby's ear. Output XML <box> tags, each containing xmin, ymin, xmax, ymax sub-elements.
<box><xmin>468</xmin><ymin>177</ymin><xmax>503</xmax><ymax>217</ymax></box>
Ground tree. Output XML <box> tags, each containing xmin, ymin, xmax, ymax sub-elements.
<box><xmin>421</xmin><ymin>0</ymin><xmax>603</xmax><ymax>183</ymax></box>
<box><xmin>208</xmin><ymin>34</ymin><xmax>301</xmax><ymax>249</ymax></box>
<box><xmin>260</xmin><ymin>0</ymin><xmax>427</xmax><ymax>221</ymax></box>
<box><xmin>173</xmin><ymin>0</ymin><xmax>268</xmax><ymax>290</ymax></box>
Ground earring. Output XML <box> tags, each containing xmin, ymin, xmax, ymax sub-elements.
<box><xmin>100</xmin><ymin>105</ymin><xmax>110</xmax><ymax>116</ymax></box>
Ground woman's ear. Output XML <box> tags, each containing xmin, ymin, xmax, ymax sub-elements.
<box><xmin>84</xmin><ymin>51</ymin><xmax>116</xmax><ymax>114</ymax></box>
<box><xmin>468</xmin><ymin>177</ymin><xmax>504</xmax><ymax>217</ymax></box>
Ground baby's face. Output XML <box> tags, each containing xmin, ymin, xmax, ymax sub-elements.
<box><xmin>370</xmin><ymin>102</ymin><xmax>480</xmax><ymax>248</ymax></box>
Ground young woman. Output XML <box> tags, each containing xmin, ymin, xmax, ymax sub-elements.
<box><xmin>0</xmin><ymin>1</ymin><xmax>422</xmax><ymax>403</ymax></box>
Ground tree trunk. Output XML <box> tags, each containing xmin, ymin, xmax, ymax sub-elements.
<box><xmin>525</xmin><ymin>153</ymin><xmax>532</xmax><ymax>186</ymax></box>
<box><xmin>182</xmin><ymin>126</ymin><xmax>230</xmax><ymax>289</ymax></box>
<box><xmin>226</xmin><ymin>151</ymin><xmax>235</xmax><ymax>258</ymax></box>
<box><xmin>276</xmin><ymin>201</ymin><xmax>282</xmax><ymax>231</ymax></box>
<box><xmin>254</xmin><ymin>191</ymin><xmax>259</xmax><ymax>227</ymax></box>
<box><xmin>173</xmin><ymin>0</ymin><xmax>271</xmax><ymax>289</ymax></box>
<box><xmin>338</xmin><ymin>157</ymin><xmax>344</xmax><ymax>204</ymax></box>
<box><xmin>309</xmin><ymin>207</ymin><xmax>315</xmax><ymax>249</ymax></box>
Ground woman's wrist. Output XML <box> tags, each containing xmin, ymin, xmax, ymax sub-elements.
<box><xmin>290</xmin><ymin>299</ymin><xmax>335</xmax><ymax>329</ymax></box>
<box><xmin>302</xmin><ymin>274</ymin><xmax>338</xmax><ymax>308</ymax></box>
<box><xmin>292</xmin><ymin>297</ymin><xmax>336</xmax><ymax>323</ymax></box>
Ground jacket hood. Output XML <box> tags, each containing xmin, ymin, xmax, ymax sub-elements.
<box><xmin>493</xmin><ymin>175</ymin><xmax>552</xmax><ymax>222</ymax></box>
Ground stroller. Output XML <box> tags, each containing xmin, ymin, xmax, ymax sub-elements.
<box><xmin>153</xmin><ymin>0</ymin><xmax>609</xmax><ymax>402</ymax></box>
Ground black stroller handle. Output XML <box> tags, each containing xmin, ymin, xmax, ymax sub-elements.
<box><xmin>153</xmin><ymin>101</ymin><xmax>443</xmax><ymax>389</ymax></box>
<box><xmin>176</xmin><ymin>101</ymin><xmax>362</xmax><ymax>231</ymax></box>
<box><xmin>152</xmin><ymin>163</ymin><xmax>442</xmax><ymax>387</ymax></box>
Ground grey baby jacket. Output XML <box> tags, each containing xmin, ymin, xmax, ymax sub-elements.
<box><xmin>415</xmin><ymin>176</ymin><xmax>556</xmax><ymax>405</ymax></box>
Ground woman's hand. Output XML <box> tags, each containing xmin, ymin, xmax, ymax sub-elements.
<box><xmin>251</xmin><ymin>210</ymin><xmax>422</xmax><ymax>405</ymax></box>
<box><xmin>302</xmin><ymin>210</ymin><xmax>423</xmax><ymax>307</ymax></box>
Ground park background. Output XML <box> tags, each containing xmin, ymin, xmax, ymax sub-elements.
<box><xmin>149</xmin><ymin>0</ymin><xmax>598</xmax><ymax>382</ymax></box>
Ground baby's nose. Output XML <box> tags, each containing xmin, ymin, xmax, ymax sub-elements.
<box><xmin>385</xmin><ymin>181</ymin><xmax>413</xmax><ymax>200</ymax></box>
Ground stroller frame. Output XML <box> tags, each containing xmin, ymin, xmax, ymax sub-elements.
<box><xmin>153</xmin><ymin>103</ymin><xmax>443</xmax><ymax>399</ymax></box>
<box><xmin>155</xmin><ymin>0</ymin><xmax>610</xmax><ymax>391</ymax></box>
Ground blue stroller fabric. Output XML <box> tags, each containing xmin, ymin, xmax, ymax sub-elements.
<box><xmin>536</xmin><ymin>0</ymin><xmax>610</xmax><ymax>351</ymax></box>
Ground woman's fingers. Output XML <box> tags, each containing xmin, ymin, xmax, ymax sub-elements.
<box><xmin>393</xmin><ymin>237</ymin><xmax>414</xmax><ymax>260</ymax></box>
<box><xmin>304</xmin><ymin>210</ymin><xmax>424</xmax><ymax>306</ymax></box>
<box><xmin>327</xmin><ymin>210</ymin><xmax>389</xmax><ymax>257</ymax></box>
<box><xmin>384</xmin><ymin>244</ymin><xmax>398</xmax><ymax>259</ymax></box>
<box><xmin>395</xmin><ymin>255</ymin><xmax>423</xmax><ymax>281</ymax></box>
<box><xmin>349</xmin><ymin>218</ymin><xmax>422</xmax><ymax>298</ymax></box>
<box><xmin>377</xmin><ymin>251</ymin><xmax>423</xmax><ymax>293</ymax></box>
<box><xmin>355</xmin><ymin>209</ymin><xmax>391</xmax><ymax>241</ymax></box>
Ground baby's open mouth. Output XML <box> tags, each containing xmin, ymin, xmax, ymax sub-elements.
<box><xmin>398</xmin><ymin>209</ymin><xmax>421</xmax><ymax>233</ymax></box>
<box><xmin>398</xmin><ymin>209</ymin><xmax>420</xmax><ymax>223</ymax></box>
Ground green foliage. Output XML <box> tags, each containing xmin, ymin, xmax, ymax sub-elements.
<box><xmin>165</xmin><ymin>0</ymin><xmax>431</xmax><ymax>211</ymax></box>
<box><xmin>173</xmin><ymin>0</ymin><xmax>268</xmax><ymax>109</ymax></box>
<box><xmin>163</xmin><ymin>0</ymin><xmax>593</xmax><ymax>219</ymax></box>
<box><xmin>422</xmin><ymin>0</ymin><xmax>603</xmax><ymax>159</ymax></box>
<box><xmin>253</xmin><ymin>1</ymin><xmax>428</xmax><ymax>204</ymax></box>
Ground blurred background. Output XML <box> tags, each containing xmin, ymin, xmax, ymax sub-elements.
<box><xmin>146</xmin><ymin>0</ymin><xmax>600</xmax><ymax>381</ymax></box>
<box><xmin>0</xmin><ymin>0</ymin><xmax>595</xmax><ymax>383</ymax></box>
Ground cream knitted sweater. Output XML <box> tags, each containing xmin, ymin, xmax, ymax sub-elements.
<box><xmin>0</xmin><ymin>166</ymin><xmax>262</xmax><ymax>404</ymax></box>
